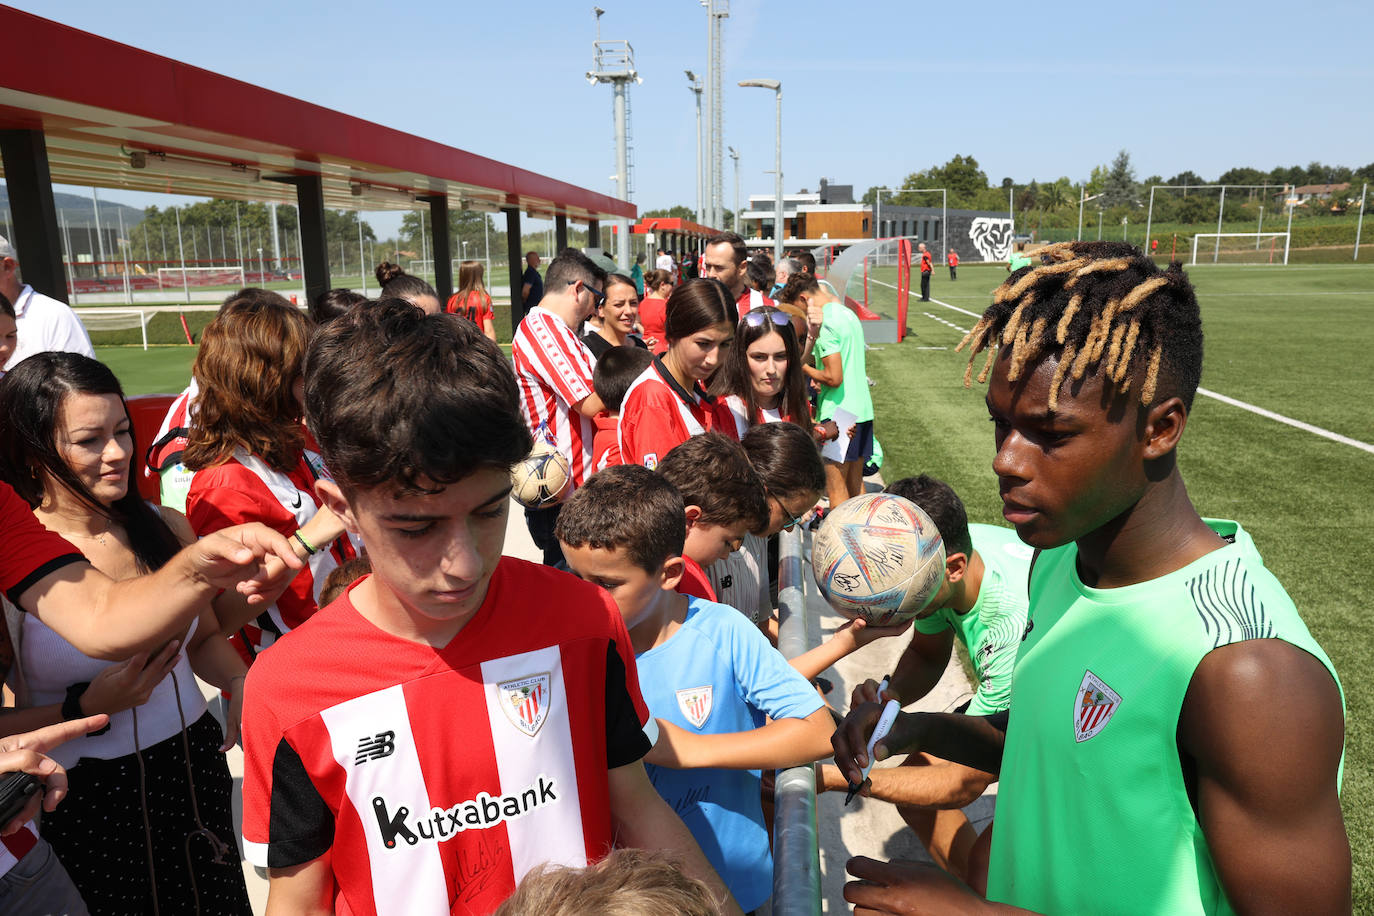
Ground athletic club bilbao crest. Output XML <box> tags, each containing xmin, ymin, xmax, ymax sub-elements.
<box><xmin>499</xmin><ymin>673</ymin><xmax>551</xmax><ymax>738</ymax></box>
<box><xmin>676</xmin><ymin>686</ymin><xmax>713</xmax><ymax>729</ymax></box>
<box><xmin>1074</xmin><ymin>670</ymin><xmax>1122</xmax><ymax>743</ymax></box>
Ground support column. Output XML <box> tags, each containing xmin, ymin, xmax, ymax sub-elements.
<box><xmin>555</xmin><ymin>213</ymin><xmax>568</xmax><ymax>254</ymax></box>
<box><xmin>587</xmin><ymin>219</ymin><xmax>600</xmax><ymax>250</ymax></box>
<box><xmin>421</xmin><ymin>195</ymin><xmax>452</xmax><ymax>302</ymax></box>
<box><xmin>503</xmin><ymin>206</ymin><xmax>524</xmax><ymax>339</ymax></box>
<box><xmin>0</xmin><ymin>130</ymin><xmax>67</xmax><ymax>299</ymax></box>
<box><xmin>270</xmin><ymin>175</ymin><xmax>330</xmax><ymax>307</ymax></box>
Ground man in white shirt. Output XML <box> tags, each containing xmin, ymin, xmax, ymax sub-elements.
<box><xmin>655</xmin><ymin>248</ymin><xmax>674</xmax><ymax>272</ymax></box>
<box><xmin>0</xmin><ymin>235</ymin><xmax>94</xmax><ymax>371</ymax></box>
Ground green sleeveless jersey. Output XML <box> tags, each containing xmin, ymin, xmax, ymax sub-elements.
<box><xmin>987</xmin><ymin>519</ymin><xmax>1343</xmax><ymax>915</ymax></box>
<box><xmin>913</xmin><ymin>524</ymin><xmax>1032</xmax><ymax>715</ymax></box>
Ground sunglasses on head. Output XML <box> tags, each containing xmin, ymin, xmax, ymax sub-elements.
<box><xmin>742</xmin><ymin>309</ymin><xmax>791</xmax><ymax>330</ymax></box>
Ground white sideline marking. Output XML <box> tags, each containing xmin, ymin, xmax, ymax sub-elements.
<box><xmin>868</xmin><ymin>277</ymin><xmax>1372</xmax><ymax>454</ymax></box>
<box><xmin>1195</xmin><ymin>388</ymin><xmax>1374</xmax><ymax>455</ymax></box>
<box><xmin>923</xmin><ymin>312</ymin><xmax>970</xmax><ymax>334</ymax></box>
<box><xmin>916</xmin><ymin>346</ymin><xmax>948</xmax><ymax>350</ymax></box>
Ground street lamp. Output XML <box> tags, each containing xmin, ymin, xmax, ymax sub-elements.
<box><xmin>1077</xmin><ymin>189</ymin><xmax>1105</xmax><ymax>241</ymax></box>
<box><xmin>738</xmin><ymin>79</ymin><xmax>782</xmax><ymax>262</ymax></box>
<box><xmin>728</xmin><ymin>146</ymin><xmax>740</xmax><ymax>233</ymax></box>
<box><xmin>686</xmin><ymin>71</ymin><xmax>704</xmax><ymax>226</ymax></box>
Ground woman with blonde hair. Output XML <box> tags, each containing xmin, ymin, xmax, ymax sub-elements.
<box><xmin>181</xmin><ymin>295</ymin><xmax>351</xmax><ymax>665</ymax></box>
<box><xmin>445</xmin><ymin>259</ymin><xmax>497</xmax><ymax>341</ymax></box>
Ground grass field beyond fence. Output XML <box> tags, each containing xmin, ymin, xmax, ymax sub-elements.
<box><xmin>96</xmin><ymin>262</ymin><xmax>1374</xmax><ymax>911</ymax></box>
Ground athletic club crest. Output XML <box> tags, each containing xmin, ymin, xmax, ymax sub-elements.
<box><xmin>676</xmin><ymin>686</ymin><xmax>713</xmax><ymax>729</ymax></box>
<box><xmin>499</xmin><ymin>673</ymin><xmax>551</xmax><ymax>738</ymax></box>
<box><xmin>1074</xmin><ymin>670</ymin><xmax>1121</xmax><ymax>742</ymax></box>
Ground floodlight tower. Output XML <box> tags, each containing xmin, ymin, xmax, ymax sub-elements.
<box><xmin>587</xmin><ymin>7</ymin><xmax>640</xmax><ymax>267</ymax></box>
<box><xmin>703</xmin><ymin>0</ymin><xmax>729</xmax><ymax>229</ymax></box>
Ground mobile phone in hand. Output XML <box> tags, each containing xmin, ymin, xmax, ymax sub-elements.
<box><xmin>0</xmin><ymin>772</ymin><xmax>43</xmax><ymax>826</ymax></box>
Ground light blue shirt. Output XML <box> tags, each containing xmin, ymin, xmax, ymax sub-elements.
<box><xmin>636</xmin><ymin>598</ymin><xmax>824</xmax><ymax>911</ymax></box>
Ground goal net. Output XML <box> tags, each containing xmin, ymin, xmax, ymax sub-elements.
<box><xmin>74</xmin><ymin>308</ymin><xmax>154</xmax><ymax>349</ymax></box>
<box><xmin>156</xmin><ymin>266</ymin><xmax>247</xmax><ymax>288</ymax></box>
<box><xmin>1189</xmin><ymin>233</ymin><xmax>1290</xmax><ymax>266</ymax></box>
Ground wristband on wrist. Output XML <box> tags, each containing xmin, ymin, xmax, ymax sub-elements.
<box><xmin>64</xmin><ymin>682</ymin><xmax>111</xmax><ymax>735</ymax></box>
<box><xmin>293</xmin><ymin>530</ymin><xmax>318</xmax><ymax>556</ymax></box>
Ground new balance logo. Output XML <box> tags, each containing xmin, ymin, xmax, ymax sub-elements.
<box><xmin>371</xmin><ymin>776</ymin><xmax>560</xmax><ymax>850</ymax></box>
<box><xmin>355</xmin><ymin>731</ymin><xmax>396</xmax><ymax>764</ymax></box>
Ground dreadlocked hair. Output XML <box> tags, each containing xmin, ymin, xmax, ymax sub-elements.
<box><xmin>956</xmin><ymin>241</ymin><xmax>1203</xmax><ymax>411</ymax></box>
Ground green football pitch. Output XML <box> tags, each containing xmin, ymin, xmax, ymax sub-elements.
<box><xmin>96</xmin><ymin>262</ymin><xmax>1374</xmax><ymax>905</ymax></box>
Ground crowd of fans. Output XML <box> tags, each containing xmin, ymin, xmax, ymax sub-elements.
<box><xmin>0</xmin><ymin>230</ymin><xmax>1349</xmax><ymax>915</ymax></box>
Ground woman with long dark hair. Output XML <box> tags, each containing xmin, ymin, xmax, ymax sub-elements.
<box><xmin>182</xmin><ymin>297</ymin><xmax>352</xmax><ymax>665</ymax></box>
<box><xmin>582</xmin><ymin>273</ymin><xmax>647</xmax><ymax>359</ymax></box>
<box><xmin>709</xmin><ymin>305</ymin><xmax>810</xmax><ymax>438</ymax></box>
<box><xmin>616</xmin><ymin>278</ymin><xmax>737</xmax><ymax>468</ymax></box>
<box><xmin>0</xmin><ymin>352</ymin><xmax>251</xmax><ymax>914</ymax></box>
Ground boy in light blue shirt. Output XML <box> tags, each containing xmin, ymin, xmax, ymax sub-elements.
<box><xmin>556</xmin><ymin>465</ymin><xmax>833</xmax><ymax>912</ymax></box>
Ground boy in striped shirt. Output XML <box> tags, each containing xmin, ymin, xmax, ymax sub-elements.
<box><xmin>241</xmin><ymin>302</ymin><xmax>736</xmax><ymax>916</ymax></box>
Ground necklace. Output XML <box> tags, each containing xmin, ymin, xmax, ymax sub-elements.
<box><xmin>52</xmin><ymin>516</ymin><xmax>114</xmax><ymax>547</ymax></box>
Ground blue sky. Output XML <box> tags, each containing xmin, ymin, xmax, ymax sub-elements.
<box><xmin>12</xmin><ymin>0</ymin><xmax>1371</xmax><ymax>236</ymax></box>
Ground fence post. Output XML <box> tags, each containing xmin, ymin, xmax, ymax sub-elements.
<box><xmin>772</xmin><ymin>526</ymin><xmax>822</xmax><ymax>915</ymax></box>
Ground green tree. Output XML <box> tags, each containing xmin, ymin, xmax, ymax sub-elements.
<box><xmin>399</xmin><ymin>208</ymin><xmax>497</xmax><ymax>260</ymax></box>
<box><xmin>897</xmin><ymin>154</ymin><xmax>989</xmax><ymax>208</ymax></box>
<box><xmin>1041</xmin><ymin>180</ymin><xmax>1071</xmax><ymax>213</ymax></box>
<box><xmin>642</xmin><ymin>205</ymin><xmax>697</xmax><ymax>221</ymax></box>
<box><xmin>1102</xmin><ymin>150</ymin><xmax>1138</xmax><ymax>209</ymax></box>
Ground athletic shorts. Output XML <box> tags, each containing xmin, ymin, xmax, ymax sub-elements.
<box><xmin>844</xmin><ymin>420</ymin><xmax>875</xmax><ymax>464</ymax></box>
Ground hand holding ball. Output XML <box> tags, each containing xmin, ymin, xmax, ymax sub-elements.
<box><xmin>511</xmin><ymin>436</ymin><xmax>572</xmax><ymax>509</ymax></box>
<box><xmin>812</xmin><ymin>493</ymin><xmax>945</xmax><ymax>626</ymax></box>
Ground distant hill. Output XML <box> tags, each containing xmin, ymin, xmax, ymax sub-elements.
<box><xmin>0</xmin><ymin>185</ymin><xmax>145</xmax><ymax>231</ymax></box>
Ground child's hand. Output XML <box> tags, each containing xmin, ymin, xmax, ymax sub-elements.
<box><xmin>830</xmin><ymin>618</ymin><xmax>913</xmax><ymax>656</ymax></box>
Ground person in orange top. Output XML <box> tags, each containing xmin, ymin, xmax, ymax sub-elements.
<box><xmin>445</xmin><ymin>260</ymin><xmax>497</xmax><ymax>341</ymax></box>
<box><xmin>638</xmin><ymin>269</ymin><xmax>674</xmax><ymax>355</ymax></box>
<box><xmin>947</xmin><ymin>248</ymin><xmax>959</xmax><ymax>281</ymax></box>
<box><xmin>919</xmin><ymin>242</ymin><xmax>934</xmax><ymax>301</ymax></box>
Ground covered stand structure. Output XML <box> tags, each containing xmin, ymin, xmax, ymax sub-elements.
<box><xmin>0</xmin><ymin>7</ymin><xmax>634</xmax><ymax>337</ymax></box>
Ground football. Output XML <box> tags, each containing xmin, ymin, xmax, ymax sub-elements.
<box><xmin>811</xmin><ymin>493</ymin><xmax>946</xmax><ymax>626</ymax></box>
<box><xmin>510</xmin><ymin>439</ymin><xmax>572</xmax><ymax>508</ymax></box>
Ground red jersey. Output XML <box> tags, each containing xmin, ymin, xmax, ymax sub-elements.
<box><xmin>144</xmin><ymin>382</ymin><xmax>197</xmax><ymax>477</ymax></box>
<box><xmin>0</xmin><ymin>481</ymin><xmax>81</xmax><ymax>878</ymax></box>
<box><xmin>736</xmin><ymin>289</ymin><xmax>773</xmax><ymax>317</ymax></box>
<box><xmin>511</xmin><ymin>307</ymin><xmax>598</xmax><ymax>489</ymax></box>
<box><xmin>240</xmin><ymin>559</ymin><xmax>650</xmax><ymax>916</ymax></box>
<box><xmin>718</xmin><ymin>394</ymin><xmax>792</xmax><ymax>440</ymax></box>
<box><xmin>947</xmin><ymin>251</ymin><xmax>959</xmax><ymax>267</ymax></box>
<box><xmin>637</xmin><ymin>297</ymin><xmax>668</xmax><ymax>355</ymax></box>
<box><xmin>675</xmin><ymin>555</ymin><xmax>717</xmax><ymax>602</ymax></box>
<box><xmin>920</xmin><ymin>250</ymin><xmax>933</xmax><ymax>274</ymax></box>
<box><xmin>446</xmin><ymin>290</ymin><xmax>495</xmax><ymax>329</ymax></box>
<box><xmin>617</xmin><ymin>359</ymin><xmax>718</xmax><ymax>470</ymax></box>
<box><xmin>591</xmin><ymin>412</ymin><xmax>622</xmax><ymax>473</ymax></box>
<box><xmin>186</xmin><ymin>449</ymin><xmax>356</xmax><ymax>664</ymax></box>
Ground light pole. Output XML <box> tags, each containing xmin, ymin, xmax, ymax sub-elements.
<box><xmin>687</xmin><ymin>71</ymin><xmax>704</xmax><ymax>226</ymax></box>
<box><xmin>739</xmin><ymin>79</ymin><xmax>783</xmax><ymax>262</ymax></box>
<box><xmin>1077</xmin><ymin>189</ymin><xmax>1105</xmax><ymax>241</ymax></box>
<box><xmin>728</xmin><ymin>146</ymin><xmax>740</xmax><ymax>233</ymax></box>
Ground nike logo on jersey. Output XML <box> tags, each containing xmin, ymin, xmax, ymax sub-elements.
<box><xmin>371</xmin><ymin>776</ymin><xmax>560</xmax><ymax>850</ymax></box>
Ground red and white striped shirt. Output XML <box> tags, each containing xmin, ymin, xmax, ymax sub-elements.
<box><xmin>617</xmin><ymin>359</ymin><xmax>718</xmax><ymax>469</ymax></box>
<box><xmin>240</xmin><ymin>559</ymin><xmax>650</xmax><ymax>916</ymax></box>
<box><xmin>512</xmin><ymin>308</ymin><xmax>598</xmax><ymax>489</ymax></box>
<box><xmin>737</xmin><ymin>289</ymin><xmax>774</xmax><ymax>317</ymax></box>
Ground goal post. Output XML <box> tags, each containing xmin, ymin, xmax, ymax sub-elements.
<box><xmin>73</xmin><ymin>308</ymin><xmax>154</xmax><ymax>349</ymax></box>
<box><xmin>155</xmin><ymin>266</ymin><xmax>247</xmax><ymax>289</ymax></box>
<box><xmin>1189</xmin><ymin>233</ymin><xmax>1290</xmax><ymax>266</ymax></box>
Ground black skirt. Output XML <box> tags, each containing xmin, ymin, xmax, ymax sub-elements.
<box><xmin>40</xmin><ymin>711</ymin><xmax>251</xmax><ymax>916</ymax></box>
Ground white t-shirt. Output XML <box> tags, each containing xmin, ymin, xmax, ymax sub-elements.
<box><xmin>655</xmin><ymin>253</ymin><xmax>673</xmax><ymax>271</ymax></box>
<box><xmin>4</xmin><ymin>285</ymin><xmax>95</xmax><ymax>371</ymax></box>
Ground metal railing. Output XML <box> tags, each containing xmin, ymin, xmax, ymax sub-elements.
<box><xmin>772</xmin><ymin>526</ymin><xmax>822</xmax><ymax>915</ymax></box>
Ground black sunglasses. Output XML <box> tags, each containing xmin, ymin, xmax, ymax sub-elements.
<box><xmin>571</xmin><ymin>279</ymin><xmax>605</xmax><ymax>308</ymax></box>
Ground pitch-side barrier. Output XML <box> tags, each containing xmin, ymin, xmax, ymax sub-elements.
<box><xmin>772</xmin><ymin>526</ymin><xmax>822</xmax><ymax>915</ymax></box>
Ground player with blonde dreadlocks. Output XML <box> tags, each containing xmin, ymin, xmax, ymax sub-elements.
<box><xmin>835</xmin><ymin>241</ymin><xmax>1348</xmax><ymax>915</ymax></box>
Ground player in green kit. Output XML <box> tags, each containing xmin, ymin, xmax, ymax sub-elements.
<box><xmin>818</xmin><ymin>475</ymin><xmax>1030</xmax><ymax>884</ymax></box>
<box><xmin>834</xmin><ymin>241</ymin><xmax>1349</xmax><ymax>914</ymax></box>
